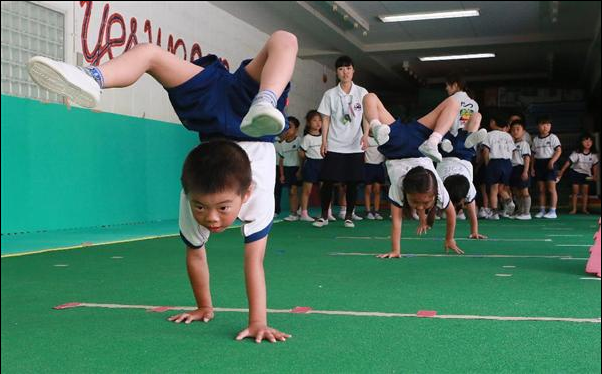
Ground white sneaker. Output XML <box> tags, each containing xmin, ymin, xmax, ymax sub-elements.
<box><xmin>456</xmin><ymin>210</ymin><xmax>466</xmax><ymax>220</ymax></box>
<box><xmin>327</xmin><ymin>214</ymin><xmax>337</xmax><ymax>221</ymax></box>
<box><xmin>534</xmin><ymin>211</ymin><xmax>546</xmax><ymax>218</ymax></box>
<box><xmin>371</xmin><ymin>123</ymin><xmax>391</xmax><ymax>145</ymax></box>
<box><xmin>411</xmin><ymin>212</ymin><xmax>419</xmax><ymax>220</ymax></box>
<box><xmin>515</xmin><ymin>213</ymin><xmax>532</xmax><ymax>220</ymax></box>
<box><xmin>464</xmin><ymin>128</ymin><xmax>488</xmax><ymax>148</ymax></box>
<box><xmin>299</xmin><ymin>214</ymin><xmax>315</xmax><ymax>222</ymax></box>
<box><xmin>487</xmin><ymin>212</ymin><xmax>500</xmax><ymax>220</ymax></box>
<box><xmin>503</xmin><ymin>200</ymin><xmax>516</xmax><ymax>216</ymax></box>
<box><xmin>351</xmin><ymin>212</ymin><xmax>363</xmax><ymax>221</ymax></box>
<box><xmin>440</xmin><ymin>139</ymin><xmax>454</xmax><ymax>153</ymax></box>
<box><xmin>374</xmin><ymin>212</ymin><xmax>384</xmax><ymax>220</ymax></box>
<box><xmin>543</xmin><ymin>211</ymin><xmax>557</xmax><ymax>219</ymax></box>
<box><xmin>477</xmin><ymin>207</ymin><xmax>489</xmax><ymax>218</ymax></box>
<box><xmin>366</xmin><ymin>212</ymin><xmax>375</xmax><ymax>220</ymax></box>
<box><xmin>344</xmin><ymin>219</ymin><xmax>355</xmax><ymax>228</ymax></box>
<box><xmin>338</xmin><ymin>210</ymin><xmax>347</xmax><ymax>220</ymax></box>
<box><xmin>240</xmin><ymin>102</ymin><xmax>285</xmax><ymax>137</ymax></box>
<box><xmin>283</xmin><ymin>214</ymin><xmax>299</xmax><ymax>222</ymax></box>
<box><xmin>27</xmin><ymin>56</ymin><xmax>101</xmax><ymax>108</ymax></box>
<box><xmin>418</xmin><ymin>140</ymin><xmax>442</xmax><ymax>163</ymax></box>
<box><xmin>312</xmin><ymin>218</ymin><xmax>328</xmax><ymax>227</ymax></box>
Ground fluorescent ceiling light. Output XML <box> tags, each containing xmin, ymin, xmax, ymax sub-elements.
<box><xmin>379</xmin><ymin>9</ymin><xmax>479</xmax><ymax>23</ymax></box>
<box><xmin>419</xmin><ymin>53</ymin><xmax>495</xmax><ymax>62</ymax></box>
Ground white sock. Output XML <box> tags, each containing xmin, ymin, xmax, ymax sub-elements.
<box><xmin>427</xmin><ymin>132</ymin><xmax>443</xmax><ymax>147</ymax></box>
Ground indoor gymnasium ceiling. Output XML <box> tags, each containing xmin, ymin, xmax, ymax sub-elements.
<box><xmin>210</xmin><ymin>1</ymin><xmax>601</xmax><ymax>96</ymax></box>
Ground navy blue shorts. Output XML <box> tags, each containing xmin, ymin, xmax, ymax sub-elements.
<box><xmin>441</xmin><ymin>130</ymin><xmax>476</xmax><ymax>161</ymax></box>
<box><xmin>302</xmin><ymin>158</ymin><xmax>323</xmax><ymax>183</ymax></box>
<box><xmin>486</xmin><ymin>159</ymin><xmax>512</xmax><ymax>186</ymax></box>
<box><xmin>568</xmin><ymin>169</ymin><xmax>588</xmax><ymax>185</ymax></box>
<box><xmin>510</xmin><ymin>165</ymin><xmax>530</xmax><ymax>189</ymax></box>
<box><xmin>377</xmin><ymin>120</ymin><xmax>432</xmax><ymax>159</ymax></box>
<box><xmin>167</xmin><ymin>55</ymin><xmax>290</xmax><ymax>142</ymax></box>
<box><xmin>534</xmin><ymin>158</ymin><xmax>558</xmax><ymax>182</ymax></box>
<box><xmin>282</xmin><ymin>166</ymin><xmax>301</xmax><ymax>187</ymax></box>
<box><xmin>364</xmin><ymin>163</ymin><xmax>386</xmax><ymax>184</ymax></box>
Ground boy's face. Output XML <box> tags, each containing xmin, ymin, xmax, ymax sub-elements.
<box><xmin>283</xmin><ymin>125</ymin><xmax>297</xmax><ymax>140</ymax></box>
<box><xmin>336</xmin><ymin>65</ymin><xmax>354</xmax><ymax>84</ymax></box>
<box><xmin>510</xmin><ymin>125</ymin><xmax>524</xmax><ymax>140</ymax></box>
<box><xmin>538</xmin><ymin>122</ymin><xmax>551</xmax><ymax>135</ymax></box>
<box><xmin>188</xmin><ymin>188</ymin><xmax>251</xmax><ymax>233</ymax></box>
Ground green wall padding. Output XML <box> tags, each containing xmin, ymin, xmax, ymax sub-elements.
<box><xmin>1</xmin><ymin>95</ymin><xmax>199</xmax><ymax>233</ymax></box>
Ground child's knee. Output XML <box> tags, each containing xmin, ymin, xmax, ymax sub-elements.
<box><xmin>272</xmin><ymin>30</ymin><xmax>298</xmax><ymax>50</ymax></box>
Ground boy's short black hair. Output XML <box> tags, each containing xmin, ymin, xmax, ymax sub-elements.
<box><xmin>510</xmin><ymin>120</ymin><xmax>525</xmax><ymax>130</ymax></box>
<box><xmin>537</xmin><ymin>116</ymin><xmax>552</xmax><ymax>124</ymax></box>
<box><xmin>443</xmin><ymin>175</ymin><xmax>470</xmax><ymax>208</ymax></box>
<box><xmin>335</xmin><ymin>55</ymin><xmax>354</xmax><ymax>69</ymax></box>
<box><xmin>288</xmin><ymin>116</ymin><xmax>300</xmax><ymax>128</ymax></box>
<box><xmin>181</xmin><ymin>140</ymin><xmax>252</xmax><ymax>196</ymax></box>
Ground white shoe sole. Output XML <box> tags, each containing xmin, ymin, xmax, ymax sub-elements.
<box><xmin>418</xmin><ymin>141</ymin><xmax>442</xmax><ymax>163</ymax></box>
<box><xmin>464</xmin><ymin>129</ymin><xmax>487</xmax><ymax>148</ymax></box>
<box><xmin>28</xmin><ymin>56</ymin><xmax>99</xmax><ymax>108</ymax></box>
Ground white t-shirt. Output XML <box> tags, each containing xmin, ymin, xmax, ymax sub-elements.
<box><xmin>449</xmin><ymin>91</ymin><xmax>479</xmax><ymax>136</ymax></box>
<box><xmin>436</xmin><ymin>157</ymin><xmax>476</xmax><ymax>203</ymax></box>
<box><xmin>532</xmin><ymin>134</ymin><xmax>561</xmax><ymax>159</ymax></box>
<box><xmin>277</xmin><ymin>137</ymin><xmax>301</xmax><ymax>167</ymax></box>
<box><xmin>386</xmin><ymin>157</ymin><xmax>450</xmax><ymax>209</ymax></box>
<box><xmin>318</xmin><ymin>82</ymin><xmax>368</xmax><ymax>153</ymax></box>
<box><xmin>511</xmin><ymin>140</ymin><xmax>531</xmax><ymax>166</ymax></box>
<box><xmin>569</xmin><ymin>151</ymin><xmax>599</xmax><ymax>176</ymax></box>
<box><xmin>180</xmin><ymin>141</ymin><xmax>276</xmax><ymax>247</ymax></box>
<box><xmin>365</xmin><ymin>137</ymin><xmax>385</xmax><ymax>165</ymax></box>
<box><xmin>483</xmin><ymin>130</ymin><xmax>514</xmax><ymax>159</ymax></box>
<box><xmin>300</xmin><ymin>134</ymin><xmax>323</xmax><ymax>160</ymax></box>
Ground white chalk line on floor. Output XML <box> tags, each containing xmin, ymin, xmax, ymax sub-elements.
<box><xmin>56</xmin><ymin>302</ymin><xmax>601</xmax><ymax>324</ymax></box>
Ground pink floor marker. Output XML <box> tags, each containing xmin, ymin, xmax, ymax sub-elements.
<box><xmin>53</xmin><ymin>302</ymin><xmax>82</xmax><ymax>310</ymax></box>
<box><xmin>291</xmin><ymin>306</ymin><xmax>312</xmax><ymax>314</ymax></box>
<box><xmin>417</xmin><ymin>310</ymin><xmax>437</xmax><ymax>317</ymax></box>
<box><xmin>148</xmin><ymin>306</ymin><xmax>172</xmax><ymax>313</ymax></box>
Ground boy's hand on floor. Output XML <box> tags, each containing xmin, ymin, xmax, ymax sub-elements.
<box><xmin>168</xmin><ymin>307</ymin><xmax>214</xmax><ymax>324</ymax></box>
<box><xmin>236</xmin><ymin>323</ymin><xmax>291</xmax><ymax>343</ymax></box>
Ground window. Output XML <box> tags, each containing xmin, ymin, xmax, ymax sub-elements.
<box><xmin>1</xmin><ymin>1</ymin><xmax>64</xmax><ymax>102</ymax></box>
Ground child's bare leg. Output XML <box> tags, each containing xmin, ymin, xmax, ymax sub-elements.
<box><xmin>98</xmin><ymin>43</ymin><xmax>202</xmax><ymax>88</ymax></box>
<box><xmin>547</xmin><ymin>181</ymin><xmax>557</xmax><ymax>209</ymax></box>
<box><xmin>244</xmin><ymin>30</ymin><xmax>297</xmax><ymax>98</ymax></box>
<box><xmin>362</xmin><ymin>93</ymin><xmax>395</xmax><ymax>144</ymax></box>
<box><xmin>581</xmin><ymin>184</ymin><xmax>590</xmax><ymax>213</ymax></box>
<box><xmin>570</xmin><ymin>184</ymin><xmax>579</xmax><ymax>213</ymax></box>
<box><xmin>538</xmin><ymin>181</ymin><xmax>547</xmax><ymax>209</ymax></box>
<box><xmin>464</xmin><ymin>112</ymin><xmax>482</xmax><ymax>133</ymax></box>
<box><xmin>490</xmin><ymin>184</ymin><xmax>499</xmax><ymax>213</ymax></box>
<box><xmin>289</xmin><ymin>185</ymin><xmax>299</xmax><ymax>215</ymax></box>
<box><xmin>374</xmin><ymin>183</ymin><xmax>382</xmax><ymax>212</ymax></box>
<box><xmin>418</xmin><ymin>96</ymin><xmax>460</xmax><ymax>134</ymax></box>
<box><xmin>301</xmin><ymin>182</ymin><xmax>312</xmax><ymax>213</ymax></box>
<box><xmin>362</xmin><ymin>93</ymin><xmax>396</xmax><ymax>125</ymax></box>
<box><xmin>364</xmin><ymin>184</ymin><xmax>373</xmax><ymax>213</ymax></box>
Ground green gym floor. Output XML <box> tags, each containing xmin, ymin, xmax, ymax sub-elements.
<box><xmin>2</xmin><ymin>213</ymin><xmax>600</xmax><ymax>373</ymax></box>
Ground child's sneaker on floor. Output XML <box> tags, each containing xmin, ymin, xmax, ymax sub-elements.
<box><xmin>344</xmin><ymin>219</ymin><xmax>355</xmax><ymax>228</ymax></box>
<box><xmin>366</xmin><ymin>212</ymin><xmax>375</xmax><ymax>220</ymax></box>
<box><xmin>299</xmin><ymin>214</ymin><xmax>315</xmax><ymax>222</ymax></box>
<box><xmin>327</xmin><ymin>213</ymin><xmax>337</xmax><ymax>221</ymax></box>
<box><xmin>487</xmin><ymin>212</ymin><xmax>500</xmax><ymax>220</ymax></box>
<box><xmin>534</xmin><ymin>210</ymin><xmax>546</xmax><ymax>218</ymax></box>
<box><xmin>543</xmin><ymin>211</ymin><xmax>557</xmax><ymax>219</ymax></box>
<box><xmin>418</xmin><ymin>140</ymin><xmax>442</xmax><ymax>163</ymax></box>
<box><xmin>283</xmin><ymin>214</ymin><xmax>299</xmax><ymax>222</ymax></box>
<box><xmin>373</xmin><ymin>212</ymin><xmax>384</xmax><ymax>220</ymax></box>
<box><xmin>464</xmin><ymin>128</ymin><xmax>488</xmax><ymax>148</ymax></box>
<box><xmin>351</xmin><ymin>212</ymin><xmax>363</xmax><ymax>221</ymax></box>
<box><xmin>240</xmin><ymin>102</ymin><xmax>285</xmax><ymax>137</ymax></box>
<box><xmin>456</xmin><ymin>210</ymin><xmax>466</xmax><ymax>220</ymax></box>
<box><xmin>312</xmin><ymin>218</ymin><xmax>328</xmax><ymax>227</ymax></box>
<box><xmin>515</xmin><ymin>213</ymin><xmax>532</xmax><ymax>220</ymax></box>
<box><xmin>27</xmin><ymin>56</ymin><xmax>101</xmax><ymax>108</ymax></box>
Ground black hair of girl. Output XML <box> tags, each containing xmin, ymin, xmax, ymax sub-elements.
<box><xmin>445</xmin><ymin>72</ymin><xmax>467</xmax><ymax>92</ymax></box>
<box><xmin>402</xmin><ymin>166</ymin><xmax>438</xmax><ymax>227</ymax></box>
<box><xmin>335</xmin><ymin>55</ymin><xmax>353</xmax><ymax>69</ymax></box>
<box><xmin>577</xmin><ymin>132</ymin><xmax>597</xmax><ymax>153</ymax></box>
<box><xmin>288</xmin><ymin>116</ymin><xmax>300</xmax><ymax>128</ymax></box>
<box><xmin>304</xmin><ymin>110</ymin><xmax>322</xmax><ymax>136</ymax></box>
